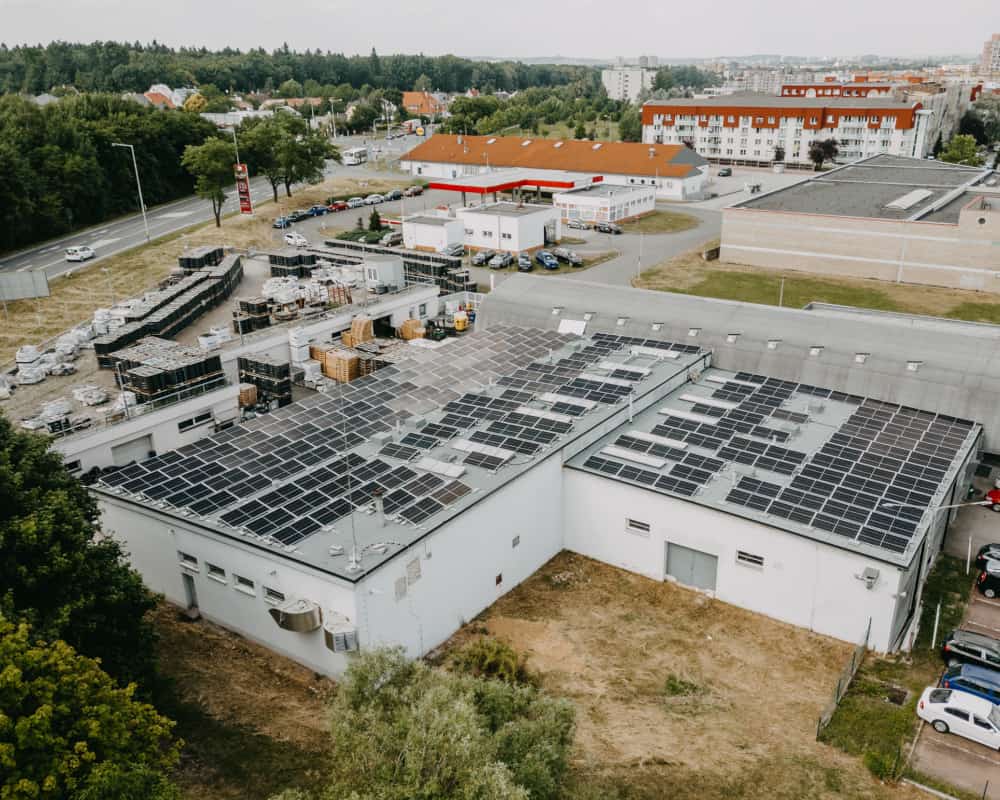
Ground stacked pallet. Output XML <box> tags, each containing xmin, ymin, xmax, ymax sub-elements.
<box><xmin>398</xmin><ymin>318</ymin><xmax>425</xmax><ymax>340</ymax></box>
<box><xmin>323</xmin><ymin>350</ymin><xmax>360</xmax><ymax>383</ymax></box>
<box><xmin>350</xmin><ymin>316</ymin><xmax>374</xmax><ymax>345</ymax></box>
<box><xmin>238</xmin><ymin>382</ymin><xmax>258</xmax><ymax>408</ymax></box>
<box><xmin>107</xmin><ymin>337</ymin><xmax>225</xmax><ymax>403</ymax></box>
<box><xmin>237</xmin><ymin>355</ymin><xmax>292</xmax><ymax>407</ymax></box>
<box><xmin>328</xmin><ymin>285</ymin><xmax>352</xmax><ymax>306</ymax></box>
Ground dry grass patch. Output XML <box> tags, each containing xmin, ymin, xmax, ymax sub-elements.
<box><xmin>0</xmin><ymin>176</ymin><xmax>409</xmax><ymax>364</ymax></box>
<box><xmin>634</xmin><ymin>240</ymin><xmax>1000</xmax><ymax>322</ymax></box>
<box><xmin>618</xmin><ymin>210</ymin><xmax>701</xmax><ymax>235</ymax></box>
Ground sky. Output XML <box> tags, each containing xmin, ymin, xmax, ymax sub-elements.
<box><xmin>0</xmin><ymin>0</ymin><xmax>991</xmax><ymax>59</ymax></box>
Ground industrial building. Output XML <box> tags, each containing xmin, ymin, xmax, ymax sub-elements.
<box><xmin>720</xmin><ymin>154</ymin><xmax>1000</xmax><ymax>292</ymax></box>
<box><xmin>91</xmin><ymin>273</ymin><xmax>994</xmax><ymax>676</ymax></box>
<box><xmin>641</xmin><ymin>94</ymin><xmax>935</xmax><ymax>165</ymax></box>
<box><xmin>456</xmin><ymin>202</ymin><xmax>560</xmax><ymax>253</ymax></box>
<box><xmin>552</xmin><ymin>183</ymin><xmax>656</xmax><ymax>224</ymax></box>
<box><xmin>400</xmin><ymin>134</ymin><xmax>709</xmax><ymax>201</ymax></box>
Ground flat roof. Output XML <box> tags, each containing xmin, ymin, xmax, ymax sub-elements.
<box><xmin>427</xmin><ymin>168</ymin><xmax>599</xmax><ymax>195</ymax></box>
<box><xmin>733</xmin><ymin>154</ymin><xmax>993</xmax><ymax>221</ymax></box>
<box><xmin>459</xmin><ymin>201</ymin><xmax>555</xmax><ymax>218</ymax></box>
<box><xmin>94</xmin><ymin>325</ymin><xmax>705</xmax><ymax>581</ymax></box>
<box><xmin>643</xmin><ymin>93</ymin><xmax>919</xmax><ymax>110</ymax></box>
<box><xmin>554</xmin><ymin>183</ymin><xmax>653</xmax><ymax>199</ymax></box>
<box><xmin>569</xmin><ymin>355</ymin><xmax>978</xmax><ymax>567</ymax></box>
<box><xmin>403</xmin><ymin>215</ymin><xmax>458</xmax><ymax>227</ymax></box>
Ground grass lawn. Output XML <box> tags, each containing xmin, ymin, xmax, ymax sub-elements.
<box><xmin>619</xmin><ymin>211</ymin><xmax>701</xmax><ymax>235</ymax></box>
<box><xmin>635</xmin><ymin>240</ymin><xmax>1000</xmax><ymax>324</ymax></box>
<box><xmin>491</xmin><ymin>251</ymin><xmax>617</xmax><ymax>277</ymax></box>
<box><xmin>507</xmin><ymin>120</ymin><xmax>621</xmax><ymax>142</ymax></box>
<box><xmin>819</xmin><ymin>556</ymin><xmax>976</xmax><ymax>792</ymax></box>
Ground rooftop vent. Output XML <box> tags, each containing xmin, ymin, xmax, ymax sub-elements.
<box><xmin>854</xmin><ymin>353</ymin><xmax>869</xmax><ymax>364</ymax></box>
<box><xmin>809</xmin><ymin>346</ymin><xmax>824</xmax><ymax>357</ymax></box>
<box><xmin>521</xmin><ymin>139</ymin><xmax>532</xmax><ymax>146</ymax></box>
<box><xmin>885</xmin><ymin>188</ymin><xmax>933</xmax><ymax>210</ymax></box>
<box><xmin>726</xmin><ymin>333</ymin><xmax>740</xmax><ymax>343</ymax></box>
<box><xmin>906</xmin><ymin>360</ymin><xmax>922</xmax><ymax>372</ymax></box>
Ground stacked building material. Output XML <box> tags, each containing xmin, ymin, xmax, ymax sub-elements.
<box><xmin>105</xmin><ymin>337</ymin><xmax>225</xmax><ymax>403</ymax></box>
<box><xmin>178</xmin><ymin>245</ymin><xmax>224</xmax><ymax>273</ymax></box>
<box><xmin>350</xmin><ymin>316</ymin><xmax>374</xmax><ymax>345</ymax></box>
<box><xmin>237</xmin><ymin>354</ymin><xmax>292</xmax><ymax>407</ymax></box>
<box><xmin>323</xmin><ymin>350</ymin><xmax>360</xmax><ymax>383</ymax></box>
<box><xmin>320</xmin><ymin>240</ymin><xmax>477</xmax><ymax>295</ymax></box>
<box><xmin>268</xmin><ymin>250</ymin><xmax>318</xmax><ymax>278</ymax></box>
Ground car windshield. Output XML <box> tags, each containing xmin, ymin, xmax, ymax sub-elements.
<box><xmin>929</xmin><ymin>688</ymin><xmax>951</xmax><ymax>703</ymax></box>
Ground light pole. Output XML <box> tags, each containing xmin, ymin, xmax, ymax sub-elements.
<box><xmin>112</xmin><ymin>142</ymin><xmax>150</xmax><ymax>242</ymax></box>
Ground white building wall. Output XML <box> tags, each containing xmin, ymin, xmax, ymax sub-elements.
<box><xmin>356</xmin><ymin>454</ymin><xmax>565</xmax><ymax>659</ymax></box>
<box><xmin>99</xmin><ymin>496</ymin><xmax>360</xmax><ymax>676</ymax></box>
<box><xmin>562</xmin><ymin>470</ymin><xmax>903</xmax><ymax>651</ymax></box>
<box><xmin>553</xmin><ymin>187</ymin><xmax>656</xmax><ymax>222</ymax></box>
<box><xmin>456</xmin><ymin>207</ymin><xmax>560</xmax><ymax>252</ymax></box>
<box><xmin>601</xmin><ymin>68</ymin><xmax>655</xmax><ymax>102</ymax></box>
<box><xmin>402</xmin><ymin>219</ymin><xmax>463</xmax><ymax>251</ymax></box>
<box><xmin>55</xmin><ymin>383</ymin><xmax>240</xmax><ymax>472</ymax></box>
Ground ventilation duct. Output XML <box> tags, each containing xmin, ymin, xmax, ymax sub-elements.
<box><xmin>268</xmin><ymin>598</ymin><xmax>323</xmax><ymax>633</ymax></box>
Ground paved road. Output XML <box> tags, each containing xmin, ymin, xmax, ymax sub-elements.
<box><xmin>0</xmin><ymin>132</ymin><xmax>418</xmax><ymax>279</ymax></box>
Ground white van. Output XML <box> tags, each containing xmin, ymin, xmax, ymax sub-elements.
<box><xmin>917</xmin><ymin>686</ymin><xmax>1000</xmax><ymax>750</ymax></box>
<box><xmin>65</xmin><ymin>246</ymin><xmax>95</xmax><ymax>262</ymax></box>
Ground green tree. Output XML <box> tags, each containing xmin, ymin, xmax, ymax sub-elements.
<box><xmin>939</xmin><ymin>134</ymin><xmax>983</xmax><ymax>166</ymax></box>
<box><xmin>808</xmin><ymin>138</ymin><xmax>839</xmax><ymax>169</ymax></box>
<box><xmin>240</xmin><ymin>116</ymin><xmax>286</xmax><ymax>202</ymax></box>
<box><xmin>773</xmin><ymin>145</ymin><xmax>785</xmax><ymax>162</ymax></box>
<box><xmin>958</xmin><ymin>110</ymin><xmax>988</xmax><ymax>146</ymax></box>
<box><xmin>277</xmin><ymin>78</ymin><xmax>303</xmax><ymax>98</ymax></box>
<box><xmin>0</xmin><ymin>417</ymin><xmax>158</xmax><ymax>686</ymax></box>
<box><xmin>278</xmin><ymin>648</ymin><xmax>574</xmax><ymax>800</ymax></box>
<box><xmin>413</xmin><ymin>73</ymin><xmax>433</xmax><ymax>92</ymax></box>
<box><xmin>182</xmin><ymin>137</ymin><xmax>234</xmax><ymax>226</ymax></box>
<box><xmin>0</xmin><ymin>617</ymin><xmax>180</xmax><ymax>800</ymax></box>
<box><xmin>973</xmin><ymin>95</ymin><xmax>1000</xmax><ymax>144</ymax></box>
<box><xmin>574</xmin><ymin>121</ymin><xmax>586</xmax><ymax>139</ymax></box>
<box><xmin>368</xmin><ymin>208</ymin><xmax>382</xmax><ymax>231</ymax></box>
<box><xmin>618</xmin><ymin>106</ymin><xmax>642</xmax><ymax>142</ymax></box>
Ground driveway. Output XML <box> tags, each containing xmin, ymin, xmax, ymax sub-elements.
<box><xmin>911</xmin><ymin>724</ymin><xmax>1000</xmax><ymax>799</ymax></box>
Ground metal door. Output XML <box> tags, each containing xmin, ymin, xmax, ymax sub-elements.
<box><xmin>182</xmin><ymin>573</ymin><xmax>198</xmax><ymax>610</ymax></box>
<box><xmin>666</xmin><ymin>542</ymin><xmax>718</xmax><ymax>591</ymax></box>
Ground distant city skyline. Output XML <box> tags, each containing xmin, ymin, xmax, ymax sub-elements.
<box><xmin>0</xmin><ymin>0</ymin><xmax>989</xmax><ymax>62</ymax></box>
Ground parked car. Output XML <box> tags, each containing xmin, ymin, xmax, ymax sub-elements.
<box><xmin>328</xmin><ymin>200</ymin><xmax>349</xmax><ymax>212</ymax></box>
<box><xmin>488</xmin><ymin>252</ymin><xmax>513</xmax><ymax>269</ymax></box>
<box><xmin>916</xmin><ymin>687</ymin><xmax>1000</xmax><ymax>749</ymax></box>
<box><xmin>535</xmin><ymin>250</ymin><xmax>558</xmax><ymax>270</ymax></box>
<box><xmin>364</xmin><ymin>194</ymin><xmax>384</xmax><ymax>205</ymax></box>
<box><xmin>284</xmin><ymin>232</ymin><xmax>309</xmax><ymax>248</ymax></box>
<box><xmin>941</xmin><ymin>663</ymin><xmax>1000</xmax><ymax>704</ymax></box>
<box><xmin>439</xmin><ymin>243</ymin><xmax>465</xmax><ymax>257</ymax></box>
<box><xmin>976</xmin><ymin>562</ymin><xmax>1000</xmax><ymax>598</ymax></box>
<box><xmin>472</xmin><ymin>249</ymin><xmax>496</xmax><ymax>266</ymax></box>
<box><xmin>553</xmin><ymin>248</ymin><xmax>582</xmax><ymax>266</ymax></box>
<box><xmin>385</xmin><ymin>189</ymin><xmax>403</xmax><ymax>201</ymax></box>
<box><xmin>975</xmin><ymin>543</ymin><xmax>1000</xmax><ymax>569</ymax></box>
<box><xmin>404</xmin><ymin>185</ymin><xmax>424</xmax><ymax>197</ymax></box>
<box><xmin>718</xmin><ymin>167</ymin><xmax>733</xmax><ymax>177</ymax></box>
<box><xmin>347</xmin><ymin>197</ymin><xmax>365</xmax><ymax>208</ymax></box>
<box><xmin>307</xmin><ymin>205</ymin><xmax>328</xmax><ymax>216</ymax></box>
<box><xmin>566</xmin><ymin>218</ymin><xmax>591</xmax><ymax>230</ymax></box>
<box><xmin>595</xmin><ymin>221</ymin><xmax>622</xmax><ymax>234</ymax></box>
<box><xmin>65</xmin><ymin>246</ymin><xmax>95</xmax><ymax>262</ymax></box>
<box><xmin>517</xmin><ymin>253</ymin><xmax>533</xmax><ymax>271</ymax></box>
<box><xmin>272</xmin><ymin>216</ymin><xmax>292</xmax><ymax>228</ymax></box>
<box><xmin>290</xmin><ymin>209</ymin><xmax>310</xmax><ymax>222</ymax></box>
<box><xmin>379</xmin><ymin>231</ymin><xmax>402</xmax><ymax>247</ymax></box>
<box><xmin>941</xmin><ymin>629</ymin><xmax>1000</xmax><ymax>670</ymax></box>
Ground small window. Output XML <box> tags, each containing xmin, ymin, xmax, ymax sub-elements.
<box><xmin>616</xmin><ymin>316</ymin><xmax>629</xmax><ymax>327</ymax></box>
<box><xmin>178</xmin><ymin>551</ymin><xmax>198</xmax><ymax>571</ymax></box>
<box><xmin>512</xmin><ymin>535</ymin><xmax>520</xmax><ymax>548</ymax></box>
<box><xmin>583</xmin><ymin>312</ymin><xmax>595</xmax><ymax>321</ymax></box>
<box><xmin>264</xmin><ymin>586</ymin><xmax>285</xmax><ymax>604</ymax></box>
<box><xmin>906</xmin><ymin>360</ymin><xmax>922</xmax><ymax>372</ymax></box>
<box><xmin>974</xmin><ymin>716</ymin><xmax>994</xmax><ymax>730</ymax></box>
<box><xmin>809</xmin><ymin>346</ymin><xmax>823</xmax><ymax>357</ymax></box>
<box><xmin>726</xmin><ymin>333</ymin><xmax>740</xmax><ymax>344</ymax></box>
<box><xmin>944</xmin><ymin>708</ymin><xmax>969</xmax><ymax>722</ymax></box>
<box><xmin>418</xmin><ymin>303</ymin><xmax>427</xmax><ymax>316</ymax></box>
<box><xmin>766</xmin><ymin>339</ymin><xmax>780</xmax><ymax>350</ymax></box>
<box><xmin>626</xmin><ymin>518</ymin><xmax>651</xmax><ymax>536</ymax></box>
<box><xmin>737</xmin><ymin>550</ymin><xmax>765</xmax><ymax>568</ymax></box>
<box><xmin>495</xmin><ymin>573</ymin><xmax>503</xmax><ymax>586</ymax></box>
<box><xmin>207</xmin><ymin>563</ymin><xmax>226</xmax><ymax>583</ymax></box>
<box><xmin>178</xmin><ymin>411</ymin><xmax>213</xmax><ymax>433</ymax></box>
<box><xmin>854</xmin><ymin>353</ymin><xmax>869</xmax><ymax>364</ymax></box>
<box><xmin>63</xmin><ymin>459</ymin><xmax>82</xmax><ymax>473</ymax></box>
<box><xmin>234</xmin><ymin>575</ymin><xmax>255</xmax><ymax>595</ymax></box>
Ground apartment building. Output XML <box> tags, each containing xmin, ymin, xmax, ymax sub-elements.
<box><xmin>982</xmin><ymin>34</ymin><xmax>1000</xmax><ymax>74</ymax></box>
<box><xmin>641</xmin><ymin>94</ymin><xmax>932</xmax><ymax>166</ymax></box>
<box><xmin>601</xmin><ymin>67</ymin><xmax>655</xmax><ymax>103</ymax></box>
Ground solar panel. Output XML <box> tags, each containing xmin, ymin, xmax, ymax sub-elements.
<box><xmin>464</xmin><ymin>452</ymin><xmax>506</xmax><ymax>471</ymax></box>
<box><xmin>400</xmin><ymin>432</ymin><xmax>439</xmax><ymax>450</ymax></box>
<box><xmin>432</xmin><ymin>480</ymin><xmax>472</xmax><ymax>505</ymax></box>
<box><xmin>380</xmin><ymin>443</ymin><xmax>420</xmax><ymax>461</ymax></box>
<box><xmin>421</xmin><ymin>423</ymin><xmax>459</xmax><ymax>440</ymax></box>
<box><xmin>399</xmin><ymin>496</ymin><xmax>445</xmax><ymax>524</ymax></box>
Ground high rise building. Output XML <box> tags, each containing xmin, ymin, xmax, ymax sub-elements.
<box><xmin>981</xmin><ymin>34</ymin><xmax>1000</xmax><ymax>74</ymax></box>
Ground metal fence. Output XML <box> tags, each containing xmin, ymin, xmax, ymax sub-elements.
<box><xmin>816</xmin><ymin>617</ymin><xmax>872</xmax><ymax>739</ymax></box>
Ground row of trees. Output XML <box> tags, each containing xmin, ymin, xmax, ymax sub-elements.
<box><xmin>0</xmin><ymin>41</ymin><xmax>594</xmax><ymax>96</ymax></box>
<box><xmin>0</xmin><ymin>93</ymin><xmax>215</xmax><ymax>252</ymax></box>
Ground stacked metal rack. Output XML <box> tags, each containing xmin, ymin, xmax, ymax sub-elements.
<box><xmin>106</xmin><ymin>337</ymin><xmax>225</xmax><ymax>403</ymax></box>
<box><xmin>94</xmin><ymin>255</ymin><xmax>244</xmax><ymax>366</ymax></box>
<box><xmin>268</xmin><ymin>250</ymin><xmax>317</xmax><ymax>278</ymax></box>
<box><xmin>319</xmin><ymin>240</ymin><xmax>476</xmax><ymax>295</ymax></box>
<box><xmin>177</xmin><ymin>246</ymin><xmax>224</xmax><ymax>273</ymax></box>
<box><xmin>237</xmin><ymin>354</ymin><xmax>293</xmax><ymax>408</ymax></box>
<box><xmin>233</xmin><ymin>297</ymin><xmax>271</xmax><ymax>335</ymax></box>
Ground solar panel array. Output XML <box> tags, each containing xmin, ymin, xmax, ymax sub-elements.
<box><xmin>578</xmin><ymin>368</ymin><xmax>976</xmax><ymax>557</ymax></box>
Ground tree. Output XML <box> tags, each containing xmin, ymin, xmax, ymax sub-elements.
<box><xmin>958</xmin><ymin>110</ymin><xmax>988</xmax><ymax>146</ymax></box>
<box><xmin>618</xmin><ymin>106</ymin><xmax>642</xmax><ymax>142</ymax></box>
<box><xmin>276</xmin><ymin>648</ymin><xmax>574</xmax><ymax>800</ymax></box>
<box><xmin>574</xmin><ymin>121</ymin><xmax>586</xmax><ymax>139</ymax></box>
<box><xmin>773</xmin><ymin>145</ymin><xmax>785</xmax><ymax>162</ymax></box>
<box><xmin>182</xmin><ymin>93</ymin><xmax>207</xmax><ymax>113</ymax></box>
<box><xmin>0</xmin><ymin>417</ymin><xmax>158</xmax><ymax>686</ymax></box>
<box><xmin>973</xmin><ymin>95</ymin><xmax>1000</xmax><ymax>144</ymax></box>
<box><xmin>277</xmin><ymin>78</ymin><xmax>303</xmax><ymax>98</ymax></box>
<box><xmin>182</xmin><ymin>137</ymin><xmax>234</xmax><ymax>226</ymax></box>
<box><xmin>808</xmin><ymin>138</ymin><xmax>839</xmax><ymax>170</ymax></box>
<box><xmin>368</xmin><ymin>208</ymin><xmax>382</xmax><ymax>231</ymax></box>
<box><xmin>939</xmin><ymin>134</ymin><xmax>983</xmax><ymax>166</ymax></box>
<box><xmin>413</xmin><ymin>73</ymin><xmax>433</xmax><ymax>92</ymax></box>
<box><xmin>240</xmin><ymin>117</ymin><xmax>286</xmax><ymax>202</ymax></box>
<box><xmin>0</xmin><ymin>617</ymin><xmax>180</xmax><ymax>800</ymax></box>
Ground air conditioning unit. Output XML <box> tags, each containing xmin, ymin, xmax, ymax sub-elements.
<box><xmin>324</xmin><ymin>613</ymin><xmax>359</xmax><ymax>653</ymax></box>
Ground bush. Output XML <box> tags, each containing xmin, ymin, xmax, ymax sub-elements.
<box><xmin>663</xmin><ymin>673</ymin><xmax>703</xmax><ymax>697</ymax></box>
<box><xmin>453</xmin><ymin>636</ymin><xmax>532</xmax><ymax>684</ymax></box>
<box><xmin>863</xmin><ymin>747</ymin><xmax>903</xmax><ymax>781</ymax></box>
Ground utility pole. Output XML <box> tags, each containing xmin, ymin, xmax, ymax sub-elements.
<box><xmin>112</xmin><ymin>142</ymin><xmax>150</xmax><ymax>242</ymax></box>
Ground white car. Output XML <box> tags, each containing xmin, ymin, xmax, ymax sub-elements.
<box><xmin>65</xmin><ymin>246</ymin><xmax>95</xmax><ymax>262</ymax></box>
<box><xmin>284</xmin><ymin>232</ymin><xmax>308</xmax><ymax>248</ymax></box>
<box><xmin>917</xmin><ymin>687</ymin><xmax>1000</xmax><ymax>750</ymax></box>
<box><xmin>365</xmin><ymin>194</ymin><xmax>384</xmax><ymax>205</ymax></box>
<box><xmin>347</xmin><ymin>197</ymin><xmax>365</xmax><ymax>208</ymax></box>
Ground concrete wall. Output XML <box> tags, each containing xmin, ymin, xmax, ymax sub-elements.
<box><xmin>563</xmin><ymin>469</ymin><xmax>900</xmax><ymax>651</ymax></box>
<box><xmin>357</xmin><ymin>453</ymin><xmax>566</xmax><ymax>658</ymax></box>
<box><xmin>55</xmin><ymin>383</ymin><xmax>240</xmax><ymax>472</ymax></box>
<box><xmin>99</xmin><ymin>495</ymin><xmax>360</xmax><ymax>676</ymax></box>
<box><xmin>720</xmin><ymin>207</ymin><xmax>1000</xmax><ymax>291</ymax></box>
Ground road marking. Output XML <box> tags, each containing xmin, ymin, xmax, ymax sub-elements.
<box><xmin>41</xmin><ymin>245</ymin><xmax>59</xmax><ymax>253</ymax></box>
<box><xmin>921</xmin><ymin>733</ymin><xmax>1000</xmax><ymax>764</ymax></box>
<box><xmin>16</xmin><ymin>264</ymin><xmax>34</xmax><ymax>272</ymax></box>
<box><xmin>89</xmin><ymin>238</ymin><xmax>121</xmax><ymax>250</ymax></box>
<box><xmin>156</xmin><ymin>210</ymin><xmax>197</xmax><ymax>219</ymax></box>
<box><xmin>973</xmin><ymin>597</ymin><xmax>1000</xmax><ymax>608</ymax></box>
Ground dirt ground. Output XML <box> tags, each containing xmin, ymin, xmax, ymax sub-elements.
<box><xmin>439</xmin><ymin>552</ymin><xmax>926</xmax><ymax>800</ymax></box>
<box><xmin>0</xmin><ymin>176</ymin><xmax>409</xmax><ymax>364</ymax></box>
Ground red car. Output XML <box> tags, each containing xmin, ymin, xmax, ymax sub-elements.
<box><xmin>328</xmin><ymin>200</ymin><xmax>349</xmax><ymax>212</ymax></box>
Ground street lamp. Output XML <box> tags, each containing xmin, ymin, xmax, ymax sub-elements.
<box><xmin>111</xmin><ymin>142</ymin><xmax>150</xmax><ymax>242</ymax></box>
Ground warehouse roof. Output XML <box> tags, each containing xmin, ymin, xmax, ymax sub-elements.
<box><xmin>427</xmin><ymin>168</ymin><xmax>598</xmax><ymax>195</ymax></box>
<box><xmin>553</xmin><ymin>183</ymin><xmax>653</xmax><ymax>199</ymax></box>
<box><xmin>403</xmin><ymin>214</ymin><xmax>458</xmax><ymax>227</ymax></box>
<box><xmin>401</xmin><ymin>134</ymin><xmax>706</xmax><ymax>179</ymax></box>
<box><xmin>731</xmin><ymin>154</ymin><xmax>993</xmax><ymax>221</ymax></box>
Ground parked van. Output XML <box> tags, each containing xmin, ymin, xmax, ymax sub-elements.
<box><xmin>379</xmin><ymin>231</ymin><xmax>402</xmax><ymax>247</ymax></box>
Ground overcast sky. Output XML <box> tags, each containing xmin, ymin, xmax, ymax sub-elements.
<box><xmin>0</xmin><ymin>0</ymin><xmax>989</xmax><ymax>59</ymax></box>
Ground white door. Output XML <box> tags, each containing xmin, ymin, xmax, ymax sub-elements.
<box><xmin>111</xmin><ymin>434</ymin><xmax>153</xmax><ymax>466</ymax></box>
<box><xmin>666</xmin><ymin>543</ymin><xmax>718</xmax><ymax>591</ymax></box>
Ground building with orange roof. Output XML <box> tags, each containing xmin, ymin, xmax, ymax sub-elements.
<box><xmin>402</xmin><ymin>91</ymin><xmax>449</xmax><ymax>118</ymax></box>
<box><xmin>143</xmin><ymin>91</ymin><xmax>175</xmax><ymax>110</ymax></box>
<box><xmin>400</xmin><ymin>134</ymin><xmax>709</xmax><ymax>201</ymax></box>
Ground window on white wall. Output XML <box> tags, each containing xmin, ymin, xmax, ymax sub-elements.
<box><xmin>178</xmin><ymin>551</ymin><xmax>198</xmax><ymax>571</ymax></box>
<box><xmin>264</xmin><ymin>587</ymin><xmax>285</xmax><ymax>604</ymax></box>
<box><xmin>234</xmin><ymin>575</ymin><xmax>255</xmax><ymax>595</ymax></box>
<box><xmin>736</xmin><ymin>551</ymin><xmax>765</xmax><ymax>568</ymax></box>
<box><xmin>207</xmin><ymin>563</ymin><xmax>226</xmax><ymax>583</ymax></box>
<box><xmin>626</xmin><ymin>518</ymin><xmax>651</xmax><ymax>537</ymax></box>
<box><xmin>178</xmin><ymin>411</ymin><xmax>213</xmax><ymax>433</ymax></box>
